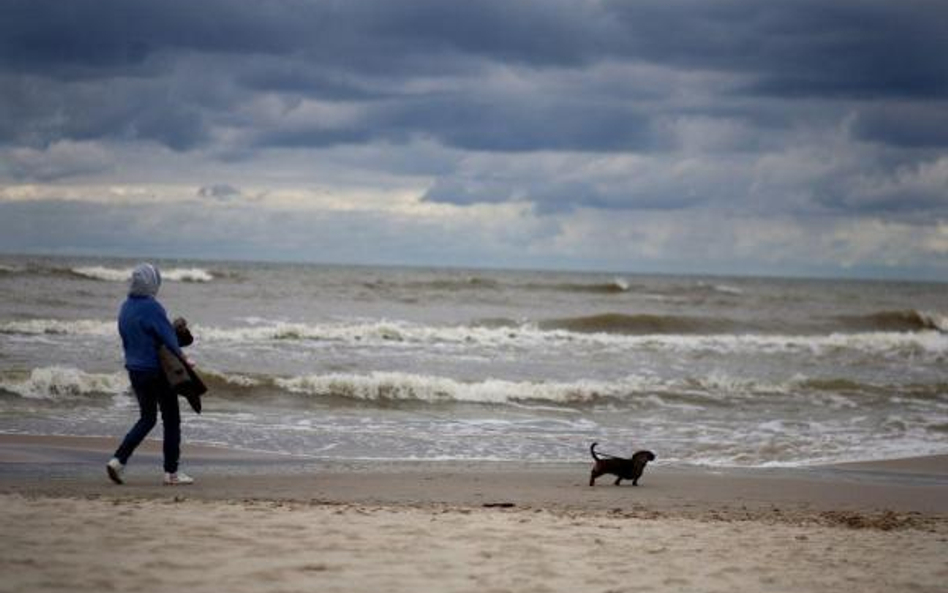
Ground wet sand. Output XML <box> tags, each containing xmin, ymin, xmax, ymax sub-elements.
<box><xmin>2</xmin><ymin>434</ymin><xmax>947</xmax><ymax>593</ymax></box>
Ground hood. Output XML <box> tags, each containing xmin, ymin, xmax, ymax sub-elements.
<box><xmin>128</xmin><ymin>263</ymin><xmax>161</xmax><ymax>297</ymax></box>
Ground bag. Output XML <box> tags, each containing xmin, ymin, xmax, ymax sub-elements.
<box><xmin>158</xmin><ymin>344</ymin><xmax>206</xmax><ymax>414</ymax></box>
<box><xmin>173</xmin><ymin>317</ymin><xmax>194</xmax><ymax>347</ymax></box>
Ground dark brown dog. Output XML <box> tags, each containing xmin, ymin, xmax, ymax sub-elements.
<box><xmin>589</xmin><ymin>442</ymin><xmax>655</xmax><ymax>486</ymax></box>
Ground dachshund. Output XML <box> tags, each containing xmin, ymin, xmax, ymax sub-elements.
<box><xmin>589</xmin><ymin>442</ymin><xmax>655</xmax><ymax>486</ymax></box>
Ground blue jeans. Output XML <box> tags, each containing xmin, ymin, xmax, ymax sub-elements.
<box><xmin>114</xmin><ymin>369</ymin><xmax>181</xmax><ymax>473</ymax></box>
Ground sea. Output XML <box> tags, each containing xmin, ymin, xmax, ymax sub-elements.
<box><xmin>1</xmin><ymin>254</ymin><xmax>946</xmax><ymax>468</ymax></box>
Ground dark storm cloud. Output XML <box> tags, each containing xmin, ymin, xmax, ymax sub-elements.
<box><xmin>852</xmin><ymin>104</ymin><xmax>948</xmax><ymax>148</ymax></box>
<box><xmin>422</xmin><ymin>177</ymin><xmax>517</xmax><ymax>207</ymax></box>
<box><xmin>3</xmin><ymin>0</ymin><xmax>947</xmax><ymax>153</ymax></box>
<box><xmin>533</xmin><ymin>181</ymin><xmax>706</xmax><ymax>214</ymax></box>
<box><xmin>255</xmin><ymin>95</ymin><xmax>659</xmax><ymax>153</ymax></box>
<box><xmin>422</xmin><ymin>173</ymin><xmax>707</xmax><ymax>213</ymax></box>
<box><xmin>0</xmin><ymin>0</ymin><xmax>296</xmax><ymax>74</ymax></box>
<box><xmin>1</xmin><ymin>0</ymin><xmax>947</xmax><ymax>227</ymax></box>
<box><xmin>388</xmin><ymin>98</ymin><xmax>659</xmax><ymax>153</ymax></box>
<box><xmin>809</xmin><ymin>156</ymin><xmax>948</xmax><ymax>221</ymax></box>
<box><xmin>6</xmin><ymin>0</ymin><xmax>945</xmax><ymax>92</ymax></box>
<box><xmin>236</xmin><ymin>63</ymin><xmax>388</xmax><ymax>101</ymax></box>
<box><xmin>605</xmin><ymin>0</ymin><xmax>948</xmax><ymax>99</ymax></box>
<box><xmin>0</xmin><ymin>0</ymin><xmax>596</xmax><ymax>77</ymax></box>
<box><xmin>0</xmin><ymin>74</ymin><xmax>210</xmax><ymax>150</ymax></box>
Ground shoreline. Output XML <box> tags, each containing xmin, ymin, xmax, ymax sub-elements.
<box><xmin>5</xmin><ymin>433</ymin><xmax>947</xmax><ymax>471</ymax></box>
<box><xmin>2</xmin><ymin>433</ymin><xmax>947</xmax><ymax>518</ymax></box>
<box><xmin>4</xmin><ymin>434</ymin><xmax>948</xmax><ymax>593</ymax></box>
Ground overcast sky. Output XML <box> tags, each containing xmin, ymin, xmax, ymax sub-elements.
<box><xmin>1</xmin><ymin>0</ymin><xmax>947</xmax><ymax>279</ymax></box>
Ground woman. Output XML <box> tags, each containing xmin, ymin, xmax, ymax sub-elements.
<box><xmin>107</xmin><ymin>263</ymin><xmax>194</xmax><ymax>485</ymax></box>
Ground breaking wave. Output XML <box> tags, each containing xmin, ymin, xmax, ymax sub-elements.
<box><xmin>3</xmin><ymin>317</ymin><xmax>947</xmax><ymax>358</ymax></box>
<box><xmin>228</xmin><ymin>370</ymin><xmax>948</xmax><ymax>409</ymax></box>
<box><xmin>363</xmin><ymin>276</ymin><xmax>635</xmax><ymax>294</ymax></box>
<box><xmin>0</xmin><ymin>262</ymin><xmax>215</xmax><ymax>282</ymax></box>
<box><xmin>362</xmin><ymin>276</ymin><xmax>502</xmax><ymax>293</ymax></box>
<box><xmin>834</xmin><ymin>309</ymin><xmax>947</xmax><ymax>333</ymax></box>
<box><xmin>0</xmin><ymin>264</ymin><xmax>25</xmax><ymax>275</ymax></box>
<box><xmin>0</xmin><ymin>367</ymin><xmax>128</xmax><ymax>399</ymax></box>
<box><xmin>273</xmin><ymin>372</ymin><xmax>630</xmax><ymax>405</ymax></box>
<box><xmin>5</xmin><ymin>366</ymin><xmax>943</xmax><ymax>408</ymax></box>
<box><xmin>0</xmin><ymin>318</ymin><xmax>115</xmax><ymax>336</ymax></box>
<box><xmin>191</xmin><ymin>320</ymin><xmax>948</xmax><ymax>358</ymax></box>
<box><xmin>267</xmin><ymin>371</ymin><xmax>807</xmax><ymax>406</ymax></box>
<box><xmin>524</xmin><ymin>278</ymin><xmax>633</xmax><ymax>294</ymax></box>
<box><xmin>541</xmin><ymin>310</ymin><xmax>947</xmax><ymax>335</ymax></box>
<box><xmin>538</xmin><ymin>313</ymin><xmax>738</xmax><ymax>334</ymax></box>
<box><xmin>695</xmin><ymin>281</ymin><xmax>744</xmax><ymax>295</ymax></box>
<box><xmin>70</xmin><ymin>266</ymin><xmax>214</xmax><ymax>283</ymax></box>
<box><xmin>361</xmin><ymin>276</ymin><xmax>745</xmax><ymax>297</ymax></box>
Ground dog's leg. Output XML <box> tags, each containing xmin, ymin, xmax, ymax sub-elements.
<box><xmin>614</xmin><ymin>477</ymin><xmax>622</xmax><ymax>486</ymax></box>
<box><xmin>589</xmin><ymin>470</ymin><xmax>600</xmax><ymax>486</ymax></box>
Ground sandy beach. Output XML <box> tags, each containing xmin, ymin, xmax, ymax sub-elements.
<box><xmin>2</xmin><ymin>435</ymin><xmax>947</xmax><ymax>593</ymax></box>
<box><xmin>5</xmin><ymin>0</ymin><xmax>948</xmax><ymax>588</ymax></box>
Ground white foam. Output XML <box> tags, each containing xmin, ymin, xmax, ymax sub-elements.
<box><xmin>920</xmin><ymin>310</ymin><xmax>948</xmax><ymax>332</ymax></box>
<box><xmin>71</xmin><ymin>266</ymin><xmax>132</xmax><ymax>282</ymax></box>
<box><xmin>263</xmin><ymin>369</ymin><xmax>945</xmax><ymax>409</ymax></box>
<box><xmin>266</xmin><ymin>371</ymin><xmax>830</xmax><ymax>406</ymax></box>
<box><xmin>274</xmin><ymin>372</ymin><xmax>653</xmax><ymax>404</ymax></box>
<box><xmin>161</xmin><ymin>268</ymin><xmax>215</xmax><ymax>282</ymax></box>
<box><xmin>202</xmin><ymin>369</ymin><xmax>262</xmax><ymax>388</ymax></box>
<box><xmin>197</xmin><ymin>319</ymin><xmax>948</xmax><ymax>358</ymax></box>
<box><xmin>0</xmin><ymin>319</ymin><xmax>115</xmax><ymax>336</ymax></box>
<box><xmin>695</xmin><ymin>281</ymin><xmax>744</xmax><ymax>295</ymax></box>
<box><xmin>687</xmin><ymin>371</ymin><xmax>791</xmax><ymax>397</ymax></box>
<box><xmin>650</xmin><ymin>330</ymin><xmax>948</xmax><ymax>357</ymax></box>
<box><xmin>197</xmin><ymin>320</ymin><xmax>438</xmax><ymax>344</ymax></box>
<box><xmin>5</xmin><ymin>316</ymin><xmax>946</xmax><ymax>358</ymax></box>
<box><xmin>0</xmin><ymin>367</ymin><xmax>128</xmax><ymax>399</ymax></box>
<box><xmin>71</xmin><ymin>266</ymin><xmax>214</xmax><ymax>282</ymax></box>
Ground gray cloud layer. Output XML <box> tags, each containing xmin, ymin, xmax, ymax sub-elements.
<box><xmin>1</xmin><ymin>0</ymin><xmax>946</xmax><ymax>277</ymax></box>
<box><xmin>4</xmin><ymin>0</ymin><xmax>946</xmax><ymax>150</ymax></box>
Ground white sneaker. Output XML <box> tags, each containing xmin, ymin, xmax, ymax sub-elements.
<box><xmin>163</xmin><ymin>471</ymin><xmax>194</xmax><ymax>486</ymax></box>
<box><xmin>107</xmin><ymin>458</ymin><xmax>125</xmax><ymax>485</ymax></box>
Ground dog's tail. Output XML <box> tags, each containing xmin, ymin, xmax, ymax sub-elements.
<box><xmin>591</xmin><ymin>442</ymin><xmax>620</xmax><ymax>460</ymax></box>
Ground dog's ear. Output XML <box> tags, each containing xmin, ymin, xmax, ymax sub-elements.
<box><xmin>633</xmin><ymin>450</ymin><xmax>655</xmax><ymax>462</ymax></box>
